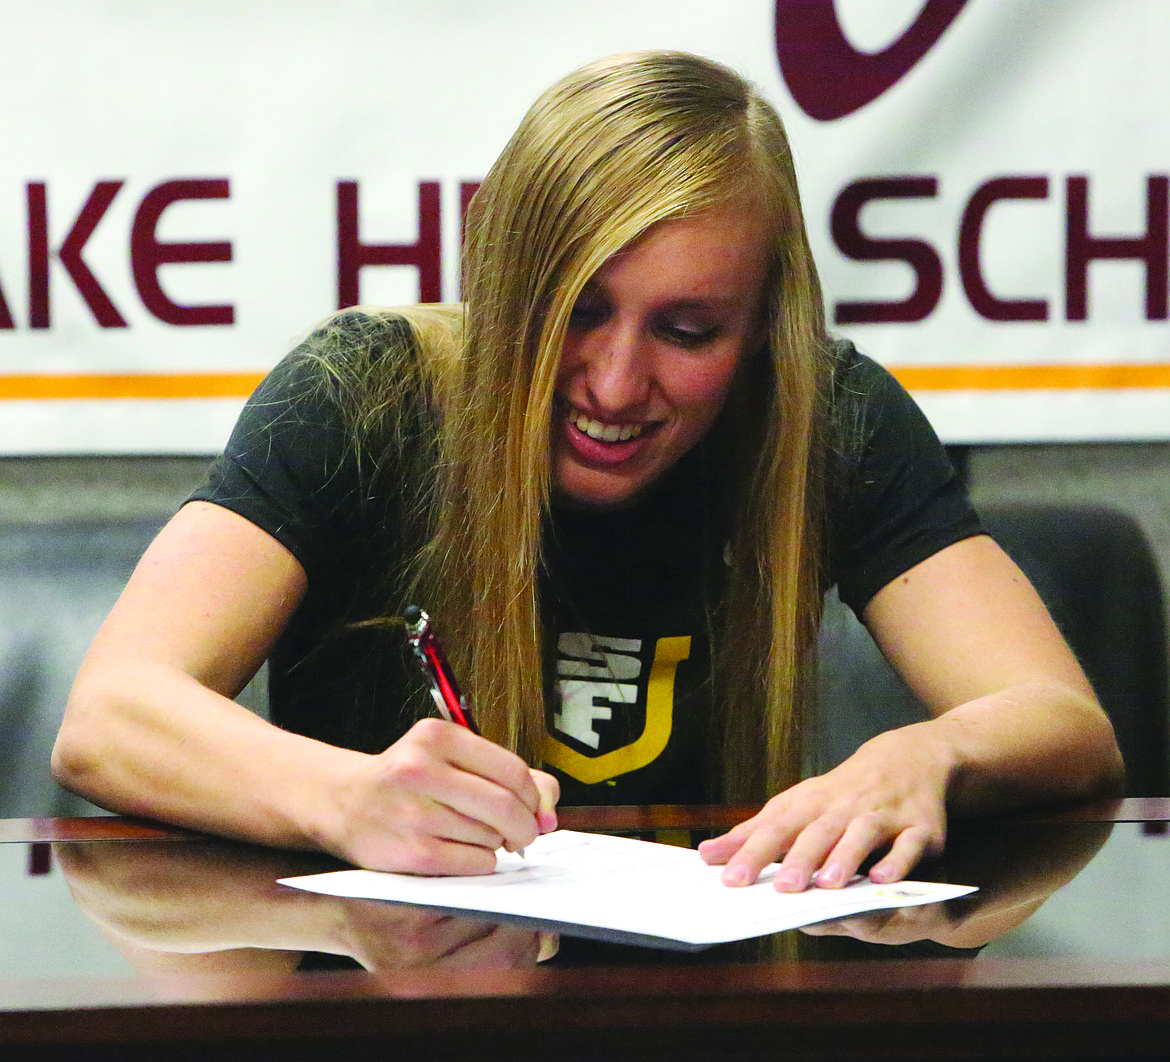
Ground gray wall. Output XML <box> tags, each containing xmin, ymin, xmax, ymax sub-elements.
<box><xmin>0</xmin><ymin>456</ymin><xmax>211</xmax><ymax>525</ymax></box>
<box><xmin>1</xmin><ymin>446</ymin><xmax>1167</xmax><ymax>647</ymax></box>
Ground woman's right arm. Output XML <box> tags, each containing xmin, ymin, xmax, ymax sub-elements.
<box><xmin>53</xmin><ymin>501</ymin><xmax>554</xmax><ymax>873</ymax></box>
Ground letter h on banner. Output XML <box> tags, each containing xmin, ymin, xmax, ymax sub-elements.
<box><xmin>336</xmin><ymin>180</ymin><xmax>481</xmax><ymax>308</ymax></box>
<box><xmin>1066</xmin><ymin>175</ymin><xmax>1169</xmax><ymax>321</ymax></box>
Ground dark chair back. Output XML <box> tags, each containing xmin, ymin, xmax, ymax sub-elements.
<box><xmin>982</xmin><ymin>504</ymin><xmax>1168</xmax><ymax>797</ymax></box>
<box><xmin>0</xmin><ymin>520</ymin><xmax>163</xmax><ymax>817</ymax></box>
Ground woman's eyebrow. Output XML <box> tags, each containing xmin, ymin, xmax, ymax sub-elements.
<box><xmin>656</xmin><ymin>294</ymin><xmax>751</xmax><ymax>311</ymax></box>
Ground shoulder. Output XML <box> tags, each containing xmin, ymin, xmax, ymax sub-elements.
<box><xmin>290</xmin><ymin>307</ymin><xmax>429</xmax><ymax>385</ymax></box>
<box><xmin>825</xmin><ymin>339</ymin><xmax>908</xmax><ymax>430</ymax></box>
<box><xmin>823</xmin><ymin>338</ymin><xmax>982</xmax><ymax>614</ymax></box>
<box><xmin>824</xmin><ymin>338</ymin><xmax>945</xmax><ymax>481</ymax></box>
<box><xmin>191</xmin><ymin>307</ymin><xmax>453</xmax><ymax>573</ymax></box>
<box><xmin>237</xmin><ymin>309</ymin><xmax>426</xmax><ymax>417</ymax></box>
<box><xmin>289</xmin><ymin>304</ymin><xmax>462</xmax><ymax>375</ymax></box>
<box><xmin>277</xmin><ymin>305</ymin><xmax>463</xmax><ymax>439</ymax></box>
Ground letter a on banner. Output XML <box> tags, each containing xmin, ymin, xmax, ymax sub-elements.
<box><xmin>0</xmin><ymin>275</ymin><xmax>13</xmax><ymax>329</ymax></box>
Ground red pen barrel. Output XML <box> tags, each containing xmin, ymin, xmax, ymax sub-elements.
<box><xmin>421</xmin><ymin>638</ymin><xmax>479</xmax><ymax>734</ymax></box>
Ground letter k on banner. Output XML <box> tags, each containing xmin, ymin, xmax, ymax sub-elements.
<box><xmin>775</xmin><ymin>0</ymin><xmax>968</xmax><ymax>120</ymax></box>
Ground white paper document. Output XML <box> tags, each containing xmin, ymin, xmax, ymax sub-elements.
<box><xmin>279</xmin><ymin>830</ymin><xmax>976</xmax><ymax>947</ymax></box>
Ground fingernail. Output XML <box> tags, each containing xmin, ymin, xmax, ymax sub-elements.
<box><xmin>774</xmin><ymin>869</ymin><xmax>804</xmax><ymax>891</ymax></box>
<box><xmin>722</xmin><ymin>864</ymin><xmax>751</xmax><ymax>886</ymax></box>
<box><xmin>815</xmin><ymin>864</ymin><xmax>845</xmax><ymax>887</ymax></box>
<box><xmin>868</xmin><ymin>864</ymin><xmax>892</xmax><ymax>883</ymax></box>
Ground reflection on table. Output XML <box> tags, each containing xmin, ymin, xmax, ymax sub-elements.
<box><xmin>0</xmin><ymin>800</ymin><xmax>1168</xmax><ymax>1061</ymax></box>
<box><xmin>50</xmin><ymin>815</ymin><xmax>1113</xmax><ymax>975</ymax></box>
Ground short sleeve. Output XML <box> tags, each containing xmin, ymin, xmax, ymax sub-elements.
<box><xmin>189</xmin><ymin>353</ymin><xmax>353</xmax><ymax>576</ymax></box>
<box><xmin>828</xmin><ymin>343</ymin><xmax>983</xmax><ymax>616</ymax></box>
<box><xmin>187</xmin><ymin>313</ymin><xmax>418</xmax><ymax>584</ymax></box>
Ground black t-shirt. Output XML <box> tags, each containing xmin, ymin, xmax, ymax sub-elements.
<box><xmin>189</xmin><ymin>314</ymin><xmax>982</xmax><ymax>804</ymax></box>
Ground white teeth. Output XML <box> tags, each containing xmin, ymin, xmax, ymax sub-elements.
<box><xmin>572</xmin><ymin>413</ymin><xmax>643</xmax><ymax>443</ymax></box>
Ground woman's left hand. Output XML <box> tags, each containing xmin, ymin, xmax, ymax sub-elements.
<box><xmin>697</xmin><ymin>724</ymin><xmax>951</xmax><ymax>891</ymax></box>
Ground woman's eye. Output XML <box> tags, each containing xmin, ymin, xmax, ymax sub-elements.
<box><xmin>568</xmin><ymin>298</ymin><xmax>609</xmax><ymax>330</ymax></box>
<box><xmin>659</xmin><ymin>322</ymin><xmax>719</xmax><ymax>348</ymax></box>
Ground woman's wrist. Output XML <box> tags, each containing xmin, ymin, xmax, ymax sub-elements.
<box><xmin>857</xmin><ymin>721</ymin><xmax>959</xmax><ymax>798</ymax></box>
<box><xmin>291</xmin><ymin>742</ymin><xmax>381</xmax><ymax>862</ymax></box>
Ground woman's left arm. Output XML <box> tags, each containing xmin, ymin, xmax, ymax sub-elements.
<box><xmin>699</xmin><ymin>535</ymin><xmax>1124</xmax><ymax>890</ymax></box>
<box><xmin>863</xmin><ymin>533</ymin><xmax>1122</xmax><ymax>812</ymax></box>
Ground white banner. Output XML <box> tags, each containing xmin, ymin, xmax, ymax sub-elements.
<box><xmin>1</xmin><ymin>0</ymin><xmax>1167</xmax><ymax>451</ymax></box>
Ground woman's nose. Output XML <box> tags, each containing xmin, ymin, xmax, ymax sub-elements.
<box><xmin>582</xmin><ymin>328</ymin><xmax>651</xmax><ymax>411</ymax></box>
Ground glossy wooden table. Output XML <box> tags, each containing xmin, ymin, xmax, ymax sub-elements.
<box><xmin>1</xmin><ymin>799</ymin><xmax>1168</xmax><ymax>1061</ymax></box>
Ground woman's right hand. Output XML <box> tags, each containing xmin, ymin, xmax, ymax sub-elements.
<box><xmin>333</xmin><ymin>719</ymin><xmax>559</xmax><ymax>875</ymax></box>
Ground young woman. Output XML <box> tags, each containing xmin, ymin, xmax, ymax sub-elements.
<box><xmin>53</xmin><ymin>51</ymin><xmax>1122</xmax><ymax>892</ymax></box>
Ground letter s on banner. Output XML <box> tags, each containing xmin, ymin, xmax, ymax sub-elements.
<box><xmin>831</xmin><ymin>177</ymin><xmax>942</xmax><ymax>324</ymax></box>
<box><xmin>774</xmin><ymin>0</ymin><xmax>968</xmax><ymax>121</ymax></box>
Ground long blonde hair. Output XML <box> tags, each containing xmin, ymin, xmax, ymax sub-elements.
<box><xmin>332</xmin><ymin>52</ymin><xmax>833</xmax><ymax>799</ymax></box>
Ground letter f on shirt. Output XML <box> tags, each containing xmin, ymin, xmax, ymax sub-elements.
<box><xmin>553</xmin><ymin>632</ymin><xmax>642</xmax><ymax>748</ymax></box>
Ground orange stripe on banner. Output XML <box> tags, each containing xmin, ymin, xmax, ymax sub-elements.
<box><xmin>0</xmin><ymin>373</ymin><xmax>266</xmax><ymax>400</ymax></box>
<box><xmin>0</xmin><ymin>364</ymin><xmax>1168</xmax><ymax>399</ymax></box>
<box><xmin>887</xmin><ymin>363</ymin><xmax>1170</xmax><ymax>391</ymax></box>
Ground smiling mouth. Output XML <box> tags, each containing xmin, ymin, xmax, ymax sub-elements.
<box><xmin>569</xmin><ymin>410</ymin><xmax>645</xmax><ymax>443</ymax></box>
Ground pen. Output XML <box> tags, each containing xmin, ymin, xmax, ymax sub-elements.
<box><xmin>403</xmin><ymin>605</ymin><xmax>479</xmax><ymax>733</ymax></box>
<box><xmin>403</xmin><ymin>606</ymin><xmax>526</xmax><ymax>857</ymax></box>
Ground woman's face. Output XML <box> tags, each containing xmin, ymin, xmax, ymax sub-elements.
<box><xmin>552</xmin><ymin>207</ymin><xmax>769</xmax><ymax>509</ymax></box>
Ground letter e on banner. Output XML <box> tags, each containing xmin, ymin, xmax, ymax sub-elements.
<box><xmin>131</xmin><ymin>179</ymin><xmax>234</xmax><ymax>326</ymax></box>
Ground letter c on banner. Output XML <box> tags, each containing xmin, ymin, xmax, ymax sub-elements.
<box><xmin>775</xmin><ymin>0</ymin><xmax>969</xmax><ymax>121</ymax></box>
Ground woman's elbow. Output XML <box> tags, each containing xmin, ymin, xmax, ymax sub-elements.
<box><xmin>1094</xmin><ymin>715</ymin><xmax>1127</xmax><ymax>797</ymax></box>
<box><xmin>1071</xmin><ymin>690</ymin><xmax>1126</xmax><ymax>797</ymax></box>
<box><xmin>50</xmin><ymin>730</ymin><xmax>89</xmax><ymax>795</ymax></box>
<box><xmin>52</xmin><ymin>681</ymin><xmax>116</xmax><ymax>798</ymax></box>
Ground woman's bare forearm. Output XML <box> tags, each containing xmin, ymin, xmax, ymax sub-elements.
<box><xmin>53</xmin><ymin>657</ymin><xmax>362</xmax><ymax>853</ymax></box>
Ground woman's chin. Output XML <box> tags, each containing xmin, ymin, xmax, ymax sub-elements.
<box><xmin>552</xmin><ymin>464</ymin><xmax>647</xmax><ymax>511</ymax></box>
